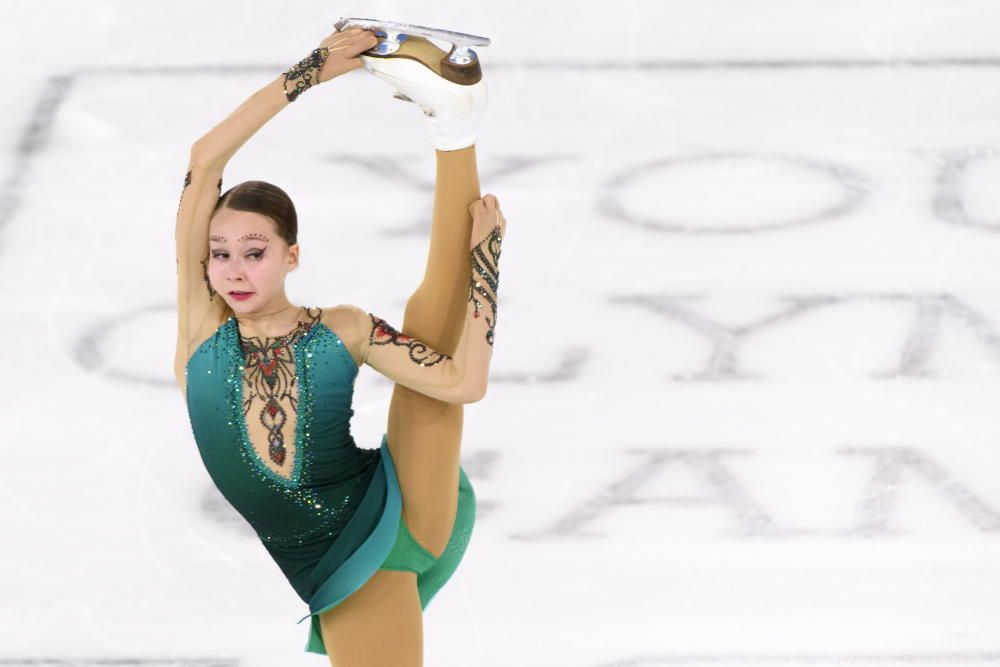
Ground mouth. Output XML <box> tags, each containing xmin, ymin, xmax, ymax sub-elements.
<box><xmin>229</xmin><ymin>291</ymin><xmax>255</xmax><ymax>299</ymax></box>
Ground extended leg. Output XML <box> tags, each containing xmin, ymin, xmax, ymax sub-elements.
<box><xmin>386</xmin><ymin>145</ymin><xmax>480</xmax><ymax>558</ymax></box>
<box><xmin>314</xmin><ymin>147</ymin><xmax>477</xmax><ymax>665</ymax></box>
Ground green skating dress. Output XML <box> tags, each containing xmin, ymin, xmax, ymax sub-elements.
<box><xmin>183</xmin><ymin>308</ymin><xmax>476</xmax><ymax>655</ymax></box>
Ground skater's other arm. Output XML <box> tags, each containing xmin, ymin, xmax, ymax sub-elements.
<box><xmin>334</xmin><ymin>304</ymin><xmax>480</xmax><ymax>404</ymax></box>
<box><xmin>460</xmin><ymin>194</ymin><xmax>506</xmax><ymax>399</ymax></box>
<box><xmin>336</xmin><ymin>195</ymin><xmax>506</xmax><ymax>404</ymax></box>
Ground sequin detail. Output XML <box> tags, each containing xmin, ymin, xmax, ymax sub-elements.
<box><xmin>469</xmin><ymin>224</ymin><xmax>503</xmax><ymax>346</ymax></box>
<box><xmin>283</xmin><ymin>47</ymin><xmax>330</xmax><ymax>102</ymax></box>
<box><xmin>215</xmin><ymin>313</ymin><xmax>363</xmax><ymax>546</ymax></box>
<box><xmin>367</xmin><ymin>313</ymin><xmax>451</xmax><ymax>367</ymax></box>
<box><xmin>237</xmin><ymin>310</ymin><xmax>320</xmax><ymax>474</ymax></box>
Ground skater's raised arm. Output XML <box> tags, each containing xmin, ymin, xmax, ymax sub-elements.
<box><xmin>344</xmin><ymin>196</ymin><xmax>506</xmax><ymax>404</ymax></box>
<box><xmin>174</xmin><ymin>27</ymin><xmax>378</xmax><ymax>392</ymax></box>
<box><xmin>190</xmin><ymin>27</ymin><xmax>378</xmax><ymax>166</ymax></box>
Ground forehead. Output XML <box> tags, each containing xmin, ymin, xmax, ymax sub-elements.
<box><xmin>209</xmin><ymin>208</ymin><xmax>276</xmax><ymax>242</ymax></box>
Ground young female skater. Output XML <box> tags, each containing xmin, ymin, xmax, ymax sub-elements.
<box><xmin>174</xmin><ymin>22</ymin><xmax>504</xmax><ymax>664</ymax></box>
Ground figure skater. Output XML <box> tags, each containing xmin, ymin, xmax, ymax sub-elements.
<box><xmin>173</xmin><ymin>20</ymin><xmax>504</xmax><ymax>665</ymax></box>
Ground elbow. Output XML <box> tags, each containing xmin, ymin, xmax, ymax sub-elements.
<box><xmin>462</xmin><ymin>380</ymin><xmax>488</xmax><ymax>404</ymax></box>
<box><xmin>189</xmin><ymin>141</ymin><xmax>225</xmax><ymax>169</ymax></box>
<box><xmin>189</xmin><ymin>141</ymin><xmax>210</xmax><ymax>164</ymax></box>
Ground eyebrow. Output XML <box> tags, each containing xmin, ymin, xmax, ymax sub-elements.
<box><xmin>209</xmin><ymin>233</ymin><xmax>270</xmax><ymax>243</ymax></box>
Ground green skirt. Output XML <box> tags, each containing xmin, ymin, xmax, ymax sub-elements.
<box><xmin>297</xmin><ymin>433</ymin><xmax>477</xmax><ymax>655</ymax></box>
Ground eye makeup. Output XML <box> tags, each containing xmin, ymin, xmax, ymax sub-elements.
<box><xmin>209</xmin><ymin>233</ymin><xmax>271</xmax><ymax>243</ymax></box>
<box><xmin>212</xmin><ymin>249</ymin><xmax>266</xmax><ymax>259</ymax></box>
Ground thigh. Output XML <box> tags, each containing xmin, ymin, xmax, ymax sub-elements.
<box><xmin>386</xmin><ymin>368</ymin><xmax>463</xmax><ymax>558</ymax></box>
<box><xmin>318</xmin><ymin>569</ymin><xmax>423</xmax><ymax>667</ymax></box>
<box><xmin>387</xmin><ymin>146</ymin><xmax>480</xmax><ymax>559</ymax></box>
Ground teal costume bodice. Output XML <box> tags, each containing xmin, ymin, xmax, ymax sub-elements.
<box><xmin>183</xmin><ymin>311</ymin><xmax>402</xmax><ymax>618</ymax></box>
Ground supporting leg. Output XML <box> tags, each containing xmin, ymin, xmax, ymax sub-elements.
<box><xmin>386</xmin><ymin>144</ymin><xmax>480</xmax><ymax>558</ymax></box>
<box><xmin>318</xmin><ymin>569</ymin><xmax>423</xmax><ymax>666</ymax></box>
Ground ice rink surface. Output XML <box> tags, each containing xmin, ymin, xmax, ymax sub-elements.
<box><xmin>2</xmin><ymin>1</ymin><xmax>1000</xmax><ymax>665</ymax></box>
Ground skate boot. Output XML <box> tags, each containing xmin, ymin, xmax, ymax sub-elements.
<box><xmin>334</xmin><ymin>17</ymin><xmax>490</xmax><ymax>151</ymax></box>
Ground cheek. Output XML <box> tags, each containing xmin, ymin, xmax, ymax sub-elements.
<box><xmin>206</xmin><ymin>258</ymin><xmax>222</xmax><ymax>279</ymax></box>
<box><xmin>254</xmin><ymin>257</ymin><xmax>286</xmax><ymax>283</ymax></box>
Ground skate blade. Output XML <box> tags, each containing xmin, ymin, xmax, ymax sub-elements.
<box><xmin>360</xmin><ymin>34</ymin><xmax>484</xmax><ymax>86</ymax></box>
<box><xmin>334</xmin><ymin>17</ymin><xmax>489</xmax><ymax>67</ymax></box>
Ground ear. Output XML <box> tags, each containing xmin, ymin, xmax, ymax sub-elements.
<box><xmin>286</xmin><ymin>243</ymin><xmax>300</xmax><ymax>272</ymax></box>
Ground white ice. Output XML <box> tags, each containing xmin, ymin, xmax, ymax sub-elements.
<box><xmin>1</xmin><ymin>1</ymin><xmax>999</xmax><ymax>665</ymax></box>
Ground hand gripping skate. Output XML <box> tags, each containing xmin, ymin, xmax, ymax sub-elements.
<box><xmin>334</xmin><ymin>17</ymin><xmax>490</xmax><ymax>151</ymax></box>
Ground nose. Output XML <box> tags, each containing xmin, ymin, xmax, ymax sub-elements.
<box><xmin>225</xmin><ymin>261</ymin><xmax>248</xmax><ymax>283</ymax></box>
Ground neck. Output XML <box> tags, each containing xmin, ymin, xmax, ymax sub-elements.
<box><xmin>234</xmin><ymin>299</ymin><xmax>303</xmax><ymax>338</ymax></box>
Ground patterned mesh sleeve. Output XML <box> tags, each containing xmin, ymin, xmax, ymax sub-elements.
<box><xmin>468</xmin><ymin>223</ymin><xmax>502</xmax><ymax>346</ymax></box>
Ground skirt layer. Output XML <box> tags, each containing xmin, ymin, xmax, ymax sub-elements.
<box><xmin>379</xmin><ymin>464</ymin><xmax>476</xmax><ymax>609</ymax></box>
<box><xmin>299</xmin><ymin>434</ymin><xmax>477</xmax><ymax>655</ymax></box>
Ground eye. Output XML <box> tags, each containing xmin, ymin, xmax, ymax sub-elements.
<box><xmin>210</xmin><ymin>250</ymin><xmax>264</xmax><ymax>260</ymax></box>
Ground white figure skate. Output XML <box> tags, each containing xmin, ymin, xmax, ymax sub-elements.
<box><xmin>334</xmin><ymin>17</ymin><xmax>490</xmax><ymax>151</ymax></box>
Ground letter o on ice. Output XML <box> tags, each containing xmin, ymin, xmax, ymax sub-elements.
<box><xmin>598</xmin><ymin>152</ymin><xmax>870</xmax><ymax>234</ymax></box>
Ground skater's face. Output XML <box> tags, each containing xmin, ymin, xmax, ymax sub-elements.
<box><xmin>207</xmin><ymin>208</ymin><xmax>299</xmax><ymax>312</ymax></box>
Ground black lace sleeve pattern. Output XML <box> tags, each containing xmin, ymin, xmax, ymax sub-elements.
<box><xmin>468</xmin><ymin>224</ymin><xmax>502</xmax><ymax>346</ymax></box>
<box><xmin>367</xmin><ymin>314</ymin><xmax>452</xmax><ymax>367</ymax></box>
<box><xmin>283</xmin><ymin>47</ymin><xmax>331</xmax><ymax>102</ymax></box>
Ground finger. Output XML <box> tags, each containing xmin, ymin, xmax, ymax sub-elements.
<box><xmin>323</xmin><ymin>30</ymin><xmax>360</xmax><ymax>48</ymax></box>
<box><xmin>324</xmin><ymin>36</ymin><xmax>352</xmax><ymax>50</ymax></box>
<box><xmin>349</xmin><ymin>29</ymin><xmax>378</xmax><ymax>43</ymax></box>
<box><xmin>328</xmin><ymin>31</ymin><xmax>367</xmax><ymax>49</ymax></box>
<box><xmin>348</xmin><ymin>34</ymin><xmax>378</xmax><ymax>55</ymax></box>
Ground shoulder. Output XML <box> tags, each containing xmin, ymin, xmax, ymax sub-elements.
<box><xmin>319</xmin><ymin>303</ymin><xmax>368</xmax><ymax>333</ymax></box>
<box><xmin>319</xmin><ymin>304</ymin><xmax>369</xmax><ymax>368</ymax></box>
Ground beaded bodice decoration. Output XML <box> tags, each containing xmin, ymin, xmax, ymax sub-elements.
<box><xmin>236</xmin><ymin>307</ymin><xmax>322</xmax><ymax>480</ymax></box>
<box><xmin>184</xmin><ymin>305</ymin><xmax>379</xmax><ymax>548</ymax></box>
